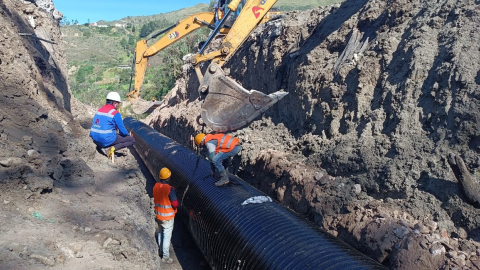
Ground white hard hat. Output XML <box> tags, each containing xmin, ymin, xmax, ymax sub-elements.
<box><xmin>106</xmin><ymin>91</ymin><xmax>121</xmax><ymax>103</ymax></box>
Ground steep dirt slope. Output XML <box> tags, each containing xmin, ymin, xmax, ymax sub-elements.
<box><xmin>147</xmin><ymin>0</ymin><xmax>480</xmax><ymax>269</ymax></box>
<box><xmin>0</xmin><ymin>1</ymin><xmax>163</xmax><ymax>269</ymax></box>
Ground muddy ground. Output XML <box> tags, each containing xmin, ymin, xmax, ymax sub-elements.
<box><xmin>2</xmin><ymin>0</ymin><xmax>480</xmax><ymax>269</ymax></box>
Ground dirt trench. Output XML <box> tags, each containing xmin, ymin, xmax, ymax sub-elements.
<box><xmin>146</xmin><ymin>0</ymin><xmax>480</xmax><ymax>269</ymax></box>
<box><xmin>2</xmin><ymin>0</ymin><xmax>480</xmax><ymax>269</ymax></box>
<box><xmin>0</xmin><ymin>1</ymin><xmax>172</xmax><ymax>269</ymax></box>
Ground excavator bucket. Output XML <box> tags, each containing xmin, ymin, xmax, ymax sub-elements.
<box><xmin>199</xmin><ymin>63</ymin><xmax>287</xmax><ymax>131</ymax></box>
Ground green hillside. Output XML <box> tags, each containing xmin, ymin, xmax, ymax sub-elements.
<box><xmin>111</xmin><ymin>3</ymin><xmax>210</xmax><ymax>25</ymax></box>
<box><xmin>275</xmin><ymin>0</ymin><xmax>343</xmax><ymax>11</ymax></box>
<box><xmin>62</xmin><ymin>0</ymin><xmax>344</xmax><ymax>110</ymax></box>
<box><xmin>61</xmin><ymin>4</ymin><xmax>211</xmax><ymax>109</ymax></box>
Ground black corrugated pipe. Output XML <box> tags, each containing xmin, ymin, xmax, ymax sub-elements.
<box><xmin>124</xmin><ymin>117</ymin><xmax>387</xmax><ymax>270</ymax></box>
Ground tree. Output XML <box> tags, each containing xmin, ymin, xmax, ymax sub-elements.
<box><xmin>120</xmin><ymin>37</ymin><xmax>127</xmax><ymax>49</ymax></box>
<box><xmin>75</xmin><ymin>65</ymin><xmax>94</xmax><ymax>84</ymax></box>
<box><xmin>128</xmin><ymin>35</ymin><xmax>135</xmax><ymax>46</ymax></box>
<box><xmin>139</xmin><ymin>24</ymin><xmax>149</xmax><ymax>38</ymax></box>
<box><xmin>117</xmin><ymin>69</ymin><xmax>131</xmax><ymax>85</ymax></box>
<box><xmin>132</xmin><ymin>25</ymin><xmax>136</xmax><ymax>33</ymax></box>
<box><xmin>83</xmin><ymin>30</ymin><xmax>91</xmax><ymax>38</ymax></box>
<box><xmin>60</xmin><ymin>16</ymin><xmax>69</xmax><ymax>26</ymax></box>
<box><xmin>209</xmin><ymin>0</ymin><xmax>216</xmax><ymax>10</ymax></box>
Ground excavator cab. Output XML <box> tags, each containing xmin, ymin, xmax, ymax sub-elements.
<box><xmin>193</xmin><ymin>0</ymin><xmax>287</xmax><ymax>131</ymax></box>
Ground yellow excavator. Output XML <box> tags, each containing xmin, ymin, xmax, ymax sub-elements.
<box><xmin>126</xmin><ymin>11</ymin><xmax>229</xmax><ymax>114</ymax></box>
<box><xmin>128</xmin><ymin>0</ymin><xmax>286</xmax><ymax>131</ymax></box>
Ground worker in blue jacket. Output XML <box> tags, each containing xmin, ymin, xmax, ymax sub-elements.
<box><xmin>89</xmin><ymin>92</ymin><xmax>135</xmax><ymax>157</ymax></box>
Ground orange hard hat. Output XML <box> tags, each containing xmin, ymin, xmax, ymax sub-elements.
<box><xmin>194</xmin><ymin>133</ymin><xmax>206</xmax><ymax>146</ymax></box>
<box><xmin>159</xmin><ymin>167</ymin><xmax>171</xmax><ymax>180</ymax></box>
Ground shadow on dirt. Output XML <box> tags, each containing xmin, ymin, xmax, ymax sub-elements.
<box><xmin>298</xmin><ymin>0</ymin><xmax>369</xmax><ymax>57</ymax></box>
<box><xmin>1</xmin><ymin>1</ymin><xmax>70</xmax><ymax>111</ymax></box>
<box><xmin>128</xmin><ymin>146</ymin><xmax>156</xmax><ymax>198</ymax></box>
<box><xmin>227</xmin><ymin>0</ymin><xmax>371</xmax><ymax>139</ymax></box>
<box><xmin>171</xmin><ymin>213</ymin><xmax>211</xmax><ymax>270</ymax></box>
<box><xmin>0</xmin><ymin>1</ymin><xmax>74</xmax><ymax>166</ymax></box>
<box><xmin>417</xmin><ymin>171</ymin><xmax>461</xmax><ymax>203</ymax></box>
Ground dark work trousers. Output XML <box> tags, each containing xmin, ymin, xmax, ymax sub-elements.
<box><xmin>109</xmin><ymin>135</ymin><xmax>135</xmax><ymax>150</ymax></box>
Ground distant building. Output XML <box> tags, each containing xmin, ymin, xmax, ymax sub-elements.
<box><xmin>114</xmin><ymin>23</ymin><xmax>126</xmax><ymax>28</ymax></box>
<box><xmin>88</xmin><ymin>22</ymin><xmax>108</xmax><ymax>27</ymax></box>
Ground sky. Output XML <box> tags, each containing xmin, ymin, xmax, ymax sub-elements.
<box><xmin>53</xmin><ymin>0</ymin><xmax>211</xmax><ymax>24</ymax></box>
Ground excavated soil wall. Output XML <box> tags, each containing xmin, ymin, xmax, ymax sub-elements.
<box><xmin>0</xmin><ymin>1</ymin><xmax>160</xmax><ymax>269</ymax></box>
<box><xmin>147</xmin><ymin>0</ymin><xmax>480</xmax><ymax>269</ymax></box>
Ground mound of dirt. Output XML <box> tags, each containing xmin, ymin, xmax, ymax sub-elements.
<box><xmin>146</xmin><ymin>0</ymin><xmax>480</xmax><ymax>269</ymax></box>
<box><xmin>0</xmin><ymin>1</ymin><xmax>165</xmax><ymax>269</ymax></box>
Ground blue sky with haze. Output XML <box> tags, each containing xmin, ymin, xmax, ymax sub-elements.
<box><xmin>54</xmin><ymin>0</ymin><xmax>211</xmax><ymax>24</ymax></box>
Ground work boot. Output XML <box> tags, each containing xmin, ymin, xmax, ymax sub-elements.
<box><xmin>215</xmin><ymin>170</ymin><xmax>229</xmax><ymax>187</ymax></box>
<box><xmin>107</xmin><ymin>146</ymin><xmax>115</xmax><ymax>159</ymax></box>
<box><xmin>212</xmin><ymin>171</ymin><xmax>221</xmax><ymax>180</ymax></box>
<box><xmin>161</xmin><ymin>257</ymin><xmax>174</xmax><ymax>264</ymax></box>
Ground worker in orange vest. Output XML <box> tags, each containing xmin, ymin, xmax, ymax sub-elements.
<box><xmin>194</xmin><ymin>133</ymin><xmax>242</xmax><ymax>186</ymax></box>
<box><xmin>153</xmin><ymin>167</ymin><xmax>178</xmax><ymax>264</ymax></box>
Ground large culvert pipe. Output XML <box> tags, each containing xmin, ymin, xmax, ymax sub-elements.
<box><xmin>124</xmin><ymin>117</ymin><xmax>386</xmax><ymax>270</ymax></box>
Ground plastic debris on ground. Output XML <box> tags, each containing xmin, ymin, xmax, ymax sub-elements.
<box><xmin>241</xmin><ymin>196</ymin><xmax>272</xmax><ymax>206</ymax></box>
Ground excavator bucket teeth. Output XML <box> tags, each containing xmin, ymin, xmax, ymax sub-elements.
<box><xmin>199</xmin><ymin>65</ymin><xmax>287</xmax><ymax>131</ymax></box>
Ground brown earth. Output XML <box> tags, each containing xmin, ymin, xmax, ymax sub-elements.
<box><xmin>2</xmin><ymin>0</ymin><xmax>480</xmax><ymax>270</ymax></box>
<box><xmin>146</xmin><ymin>0</ymin><xmax>480</xmax><ymax>269</ymax></box>
<box><xmin>0</xmin><ymin>1</ymin><xmax>207</xmax><ymax>269</ymax></box>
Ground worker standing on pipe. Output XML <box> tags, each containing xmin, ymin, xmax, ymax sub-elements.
<box><xmin>154</xmin><ymin>167</ymin><xmax>178</xmax><ymax>264</ymax></box>
<box><xmin>194</xmin><ymin>133</ymin><xmax>242</xmax><ymax>187</ymax></box>
<box><xmin>89</xmin><ymin>91</ymin><xmax>135</xmax><ymax>159</ymax></box>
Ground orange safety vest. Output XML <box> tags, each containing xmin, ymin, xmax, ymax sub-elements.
<box><xmin>217</xmin><ymin>8</ymin><xmax>224</xmax><ymax>20</ymax></box>
<box><xmin>153</xmin><ymin>183</ymin><xmax>177</xmax><ymax>221</ymax></box>
<box><xmin>205</xmin><ymin>133</ymin><xmax>239</xmax><ymax>154</ymax></box>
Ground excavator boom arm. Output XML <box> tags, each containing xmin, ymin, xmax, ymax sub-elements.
<box><xmin>126</xmin><ymin>0</ymin><xmax>286</xmax><ymax>129</ymax></box>
<box><xmin>193</xmin><ymin>0</ymin><xmax>278</xmax><ymax>67</ymax></box>
<box><xmin>127</xmin><ymin>12</ymin><xmax>228</xmax><ymax>101</ymax></box>
<box><xmin>193</xmin><ymin>0</ymin><xmax>287</xmax><ymax>132</ymax></box>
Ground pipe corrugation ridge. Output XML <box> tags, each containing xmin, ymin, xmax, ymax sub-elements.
<box><xmin>124</xmin><ymin>117</ymin><xmax>387</xmax><ymax>270</ymax></box>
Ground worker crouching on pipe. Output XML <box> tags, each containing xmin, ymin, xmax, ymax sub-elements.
<box><xmin>154</xmin><ymin>167</ymin><xmax>179</xmax><ymax>264</ymax></box>
<box><xmin>194</xmin><ymin>133</ymin><xmax>242</xmax><ymax>187</ymax></box>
